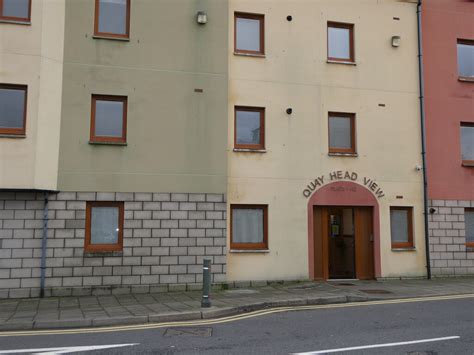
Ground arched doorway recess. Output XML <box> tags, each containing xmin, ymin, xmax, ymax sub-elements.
<box><xmin>307</xmin><ymin>181</ymin><xmax>381</xmax><ymax>280</ymax></box>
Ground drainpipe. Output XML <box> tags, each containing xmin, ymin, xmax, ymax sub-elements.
<box><xmin>416</xmin><ymin>0</ymin><xmax>431</xmax><ymax>280</ymax></box>
<box><xmin>40</xmin><ymin>191</ymin><xmax>49</xmax><ymax>297</ymax></box>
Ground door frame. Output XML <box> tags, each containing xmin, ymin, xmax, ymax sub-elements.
<box><xmin>307</xmin><ymin>181</ymin><xmax>381</xmax><ymax>280</ymax></box>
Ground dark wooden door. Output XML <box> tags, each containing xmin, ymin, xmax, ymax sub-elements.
<box><xmin>355</xmin><ymin>207</ymin><xmax>375</xmax><ymax>280</ymax></box>
<box><xmin>313</xmin><ymin>207</ymin><xmax>328</xmax><ymax>280</ymax></box>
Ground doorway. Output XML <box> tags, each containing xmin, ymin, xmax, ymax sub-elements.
<box><xmin>313</xmin><ymin>206</ymin><xmax>374</xmax><ymax>280</ymax></box>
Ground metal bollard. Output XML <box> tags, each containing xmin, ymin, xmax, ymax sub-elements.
<box><xmin>201</xmin><ymin>258</ymin><xmax>212</xmax><ymax>308</ymax></box>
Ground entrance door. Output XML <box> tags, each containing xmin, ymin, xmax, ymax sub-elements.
<box><xmin>328</xmin><ymin>207</ymin><xmax>355</xmax><ymax>279</ymax></box>
<box><xmin>313</xmin><ymin>206</ymin><xmax>374</xmax><ymax>280</ymax></box>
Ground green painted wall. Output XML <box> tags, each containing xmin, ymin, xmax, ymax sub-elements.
<box><xmin>58</xmin><ymin>0</ymin><xmax>228</xmax><ymax>193</ymax></box>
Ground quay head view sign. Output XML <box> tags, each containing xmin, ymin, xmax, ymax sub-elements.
<box><xmin>303</xmin><ymin>170</ymin><xmax>385</xmax><ymax>199</ymax></box>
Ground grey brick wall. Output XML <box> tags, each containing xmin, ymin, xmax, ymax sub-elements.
<box><xmin>428</xmin><ymin>199</ymin><xmax>474</xmax><ymax>276</ymax></box>
<box><xmin>0</xmin><ymin>191</ymin><xmax>227</xmax><ymax>298</ymax></box>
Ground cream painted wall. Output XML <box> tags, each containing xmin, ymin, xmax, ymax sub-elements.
<box><xmin>0</xmin><ymin>0</ymin><xmax>64</xmax><ymax>190</ymax></box>
<box><xmin>58</xmin><ymin>0</ymin><xmax>228</xmax><ymax>193</ymax></box>
<box><xmin>227</xmin><ymin>0</ymin><xmax>426</xmax><ymax>281</ymax></box>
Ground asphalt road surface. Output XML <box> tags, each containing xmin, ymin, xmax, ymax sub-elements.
<box><xmin>0</xmin><ymin>295</ymin><xmax>472</xmax><ymax>354</ymax></box>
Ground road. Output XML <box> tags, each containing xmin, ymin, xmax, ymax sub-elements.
<box><xmin>0</xmin><ymin>295</ymin><xmax>472</xmax><ymax>354</ymax></box>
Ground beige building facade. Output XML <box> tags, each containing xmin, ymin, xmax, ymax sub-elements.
<box><xmin>227</xmin><ymin>0</ymin><xmax>427</xmax><ymax>282</ymax></box>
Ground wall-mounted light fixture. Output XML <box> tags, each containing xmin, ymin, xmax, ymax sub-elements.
<box><xmin>197</xmin><ymin>11</ymin><xmax>207</xmax><ymax>25</ymax></box>
<box><xmin>391</xmin><ymin>35</ymin><xmax>401</xmax><ymax>47</ymax></box>
<box><xmin>287</xmin><ymin>15</ymin><xmax>293</xmax><ymax>22</ymax></box>
<box><xmin>286</xmin><ymin>108</ymin><xmax>293</xmax><ymax>115</ymax></box>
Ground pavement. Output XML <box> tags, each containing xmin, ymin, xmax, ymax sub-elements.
<box><xmin>0</xmin><ymin>278</ymin><xmax>472</xmax><ymax>331</ymax></box>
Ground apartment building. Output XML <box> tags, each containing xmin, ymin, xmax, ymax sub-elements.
<box><xmin>2</xmin><ymin>0</ymin><xmax>471</xmax><ymax>299</ymax></box>
<box><xmin>0</xmin><ymin>0</ymin><xmax>228</xmax><ymax>298</ymax></box>
<box><xmin>423</xmin><ymin>0</ymin><xmax>474</xmax><ymax>276</ymax></box>
<box><xmin>226</xmin><ymin>0</ymin><xmax>427</xmax><ymax>282</ymax></box>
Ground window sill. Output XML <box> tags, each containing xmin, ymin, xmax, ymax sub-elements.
<box><xmin>327</xmin><ymin>60</ymin><xmax>356</xmax><ymax>66</ymax></box>
<box><xmin>0</xmin><ymin>134</ymin><xmax>26</xmax><ymax>139</ymax></box>
<box><xmin>0</xmin><ymin>19</ymin><xmax>31</xmax><ymax>25</ymax></box>
<box><xmin>328</xmin><ymin>152</ymin><xmax>358</xmax><ymax>157</ymax></box>
<box><xmin>233</xmin><ymin>52</ymin><xmax>266</xmax><ymax>58</ymax></box>
<box><xmin>92</xmin><ymin>35</ymin><xmax>130</xmax><ymax>42</ymax></box>
<box><xmin>229</xmin><ymin>249</ymin><xmax>270</xmax><ymax>254</ymax></box>
<box><xmin>462</xmin><ymin>161</ymin><xmax>474</xmax><ymax>167</ymax></box>
<box><xmin>233</xmin><ymin>148</ymin><xmax>267</xmax><ymax>153</ymax></box>
<box><xmin>84</xmin><ymin>251</ymin><xmax>123</xmax><ymax>257</ymax></box>
<box><xmin>391</xmin><ymin>247</ymin><xmax>416</xmax><ymax>252</ymax></box>
<box><xmin>89</xmin><ymin>141</ymin><xmax>127</xmax><ymax>146</ymax></box>
<box><xmin>458</xmin><ymin>76</ymin><xmax>474</xmax><ymax>83</ymax></box>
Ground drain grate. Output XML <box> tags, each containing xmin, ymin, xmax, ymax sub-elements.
<box><xmin>335</xmin><ymin>283</ymin><xmax>355</xmax><ymax>286</ymax></box>
<box><xmin>164</xmin><ymin>327</ymin><xmax>213</xmax><ymax>337</ymax></box>
<box><xmin>407</xmin><ymin>351</ymin><xmax>437</xmax><ymax>355</ymax></box>
<box><xmin>360</xmin><ymin>289</ymin><xmax>393</xmax><ymax>294</ymax></box>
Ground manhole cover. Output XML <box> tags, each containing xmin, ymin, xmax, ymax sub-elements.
<box><xmin>335</xmin><ymin>283</ymin><xmax>355</xmax><ymax>286</ymax></box>
<box><xmin>360</xmin><ymin>289</ymin><xmax>393</xmax><ymax>294</ymax></box>
<box><xmin>164</xmin><ymin>327</ymin><xmax>213</xmax><ymax>337</ymax></box>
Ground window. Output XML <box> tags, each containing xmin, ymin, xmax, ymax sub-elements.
<box><xmin>90</xmin><ymin>95</ymin><xmax>127</xmax><ymax>144</ymax></box>
<box><xmin>85</xmin><ymin>202</ymin><xmax>124</xmax><ymax>252</ymax></box>
<box><xmin>94</xmin><ymin>0</ymin><xmax>130</xmax><ymax>39</ymax></box>
<box><xmin>461</xmin><ymin>123</ymin><xmax>474</xmax><ymax>166</ymax></box>
<box><xmin>234</xmin><ymin>106</ymin><xmax>265</xmax><ymax>150</ymax></box>
<box><xmin>0</xmin><ymin>0</ymin><xmax>31</xmax><ymax>22</ymax></box>
<box><xmin>231</xmin><ymin>205</ymin><xmax>268</xmax><ymax>250</ymax></box>
<box><xmin>328</xmin><ymin>112</ymin><xmax>356</xmax><ymax>154</ymax></box>
<box><xmin>234</xmin><ymin>12</ymin><xmax>264</xmax><ymax>55</ymax></box>
<box><xmin>327</xmin><ymin>22</ymin><xmax>354</xmax><ymax>63</ymax></box>
<box><xmin>390</xmin><ymin>207</ymin><xmax>414</xmax><ymax>249</ymax></box>
<box><xmin>0</xmin><ymin>84</ymin><xmax>27</xmax><ymax>136</ymax></box>
<box><xmin>457</xmin><ymin>39</ymin><xmax>474</xmax><ymax>80</ymax></box>
<box><xmin>465</xmin><ymin>209</ymin><xmax>474</xmax><ymax>247</ymax></box>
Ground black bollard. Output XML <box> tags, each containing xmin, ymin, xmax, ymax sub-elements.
<box><xmin>201</xmin><ymin>258</ymin><xmax>211</xmax><ymax>308</ymax></box>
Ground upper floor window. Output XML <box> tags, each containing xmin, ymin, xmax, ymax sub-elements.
<box><xmin>465</xmin><ymin>209</ymin><xmax>474</xmax><ymax>247</ymax></box>
<box><xmin>231</xmin><ymin>204</ymin><xmax>268</xmax><ymax>250</ymax></box>
<box><xmin>85</xmin><ymin>201</ymin><xmax>124</xmax><ymax>252</ymax></box>
<box><xmin>234</xmin><ymin>106</ymin><xmax>265</xmax><ymax>150</ymax></box>
<box><xmin>90</xmin><ymin>95</ymin><xmax>127</xmax><ymax>144</ymax></box>
<box><xmin>0</xmin><ymin>0</ymin><xmax>31</xmax><ymax>23</ymax></box>
<box><xmin>390</xmin><ymin>207</ymin><xmax>414</xmax><ymax>249</ymax></box>
<box><xmin>0</xmin><ymin>84</ymin><xmax>27</xmax><ymax>136</ymax></box>
<box><xmin>94</xmin><ymin>0</ymin><xmax>130</xmax><ymax>39</ymax></box>
<box><xmin>327</xmin><ymin>22</ymin><xmax>354</xmax><ymax>63</ymax></box>
<box><xmin>234</xmin><ymin>12</ymin><xmax>264</xmax><ymax>56</ymax></box>
<box><xmin>460</xmin><ymin>123</ymin><xmax>474</xmax><ymax>166</ymax></box>
<box><xmin>328</xmin><ymin>112</ymin><xmax>356</xmax><ymax>155</ymax></box>
<box><xmin>457</xmin><ymin>39</ymin><xmax>474</xmax><ymax>81</ymax></box>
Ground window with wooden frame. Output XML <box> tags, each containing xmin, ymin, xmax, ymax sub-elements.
<box><xmin>328</xmin><ymin>112</ymin><xmax>356</xmax><ymax>154</ymax></box>
<box><xmin>465</xmin><ymin>209</ymin><xmax>474</xmax><ymax>247</ymax></box>
<box><xmin>94</xmin><ymin>0</ymin><xmax>130</xmax><ymax>39</ymax></box>
<box><xmin>234</xmin><ymin>106</ymin><xmax>265</xmax><ymax>150</ymax></box>
<box><xmin>0</xmin><ymin>0</ymin><xmax>31</xmax><ymax>23</ymax></box>
<box><xmin>90</xmin><ymin>95</ymin><xmax>127</xmax><ymax>144</ymax></box>
<box><xmin>85</xmin><ymin>201</ymin><xmax>124</xmax><ymax>252</ymax></box>
<box><xmin>234</xmin><ymin>12</ymin><xmax>264</xmax><ymax>56</ymax></box>
<box><xmin>327</xmin><ymin>22</ymin><xmax>355</xmax><ymax>63</ymax></box>
<box><xmin>0</xmin><ymin>84</ymin><xmax>27</xmax><ymax>136</ymax></box>
<box><xmin>390</xmin><ymin>207</ymin><xmax>414</xmax><ymax>249</ymax></box>
<box><xmin>231</xmin><ymin>205</ymin><xmax>268</xmax><ymax>250</ymax></box>
<box><xmin>457</xmin><ymin>39</ymin><xmax>474</xmax><ymax>81</ymax></box>
<box><xmin>460</xmin><ymin>122</ymin><xmax>474</xmax><ymax>166</ymax></box>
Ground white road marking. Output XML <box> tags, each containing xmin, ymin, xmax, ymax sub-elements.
<box><xmin>294</xmin><ymin>336</ymin><xmax>460</xmax><ymax>354</ymax></box>
<box><xmin>0</xmin><ymin>343</ymin><xmax>138</xmax><ymax>354</ymax></box>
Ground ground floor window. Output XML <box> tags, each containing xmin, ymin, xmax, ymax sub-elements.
<box><xmin>390</xmin><ymin>207</ymin><xmax>413</xmax><ymax>249</ymax></box>
<box><xmin>231</xmin><ymin>204</ymin><xmax>268</xmax><ymax>250</ymax></box>
<box><xmin>85</xmin><ymin>201</ymin><xmax>124</xmax><ymax>252</ymax></box>
<box><xmin>465</xmin><ymin>209</ymin><xmax>474</xmax><ymax>247</ymax></box>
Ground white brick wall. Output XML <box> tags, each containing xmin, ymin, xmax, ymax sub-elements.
<box><xmin>428</xmin><ymin>199</ymin><xmax>474</xmax><ymax>276</ymax></box>
<box><xmin>0</xmin><ymin>191</ymin><xmax>227</xmax><ymax>298</ymax></box>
